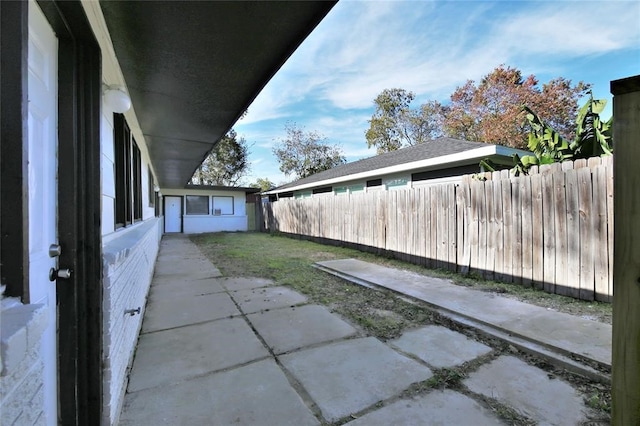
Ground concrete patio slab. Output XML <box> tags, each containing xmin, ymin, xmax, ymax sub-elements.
<box><xmin>345</xmin><ymin>389</ymin><xmax>503</xmax><ymax>426</ymax></box>
<box><xmin>316</xmin><ymin>259</ymin><xmax>612</xmax><ymax>367</ymax></box>
<box><xmin>127</xmin><ymin>317</ymin><xmax>270</xmax><ymax>392</ymax></box>
<box><xmin>217</xmin><ymin>276</ymin><xmax>274</xmax><ymax>291</ymax></box>
<box><xmin>142</xmin><ymin>292</ymin><xmax>239</xmax><ymax>333</ymax></box>
<box><xmin>120</xmin><ymin>359</ymin><xmax>319</xmax><ymax>426</ymax></box>
<box><xmin>464</xmin><ymin>355</ymin><xmax>591</xmax><ymax>425</ymax></box>
<box><xmin>148</xmin><ymin>277</ymin><xmax>226</xmax><ymax>299</ymax></box>
<box><xmin>247</xmin><ymin>305</ymin><xmax>358</xmax><ymax>354</ymax></box>
<box><xmin>231</xmin><ymin>286</ymin><xmax>308</xmax><ymax>314</ymax></box>
<box><xmin>390</xmin><ymin>325</ymin><xmax>492</xmax><ymax>368</ymax></box>
<box><xmin>279</xmin><ymin>337</ymin><xmax>432</xmax><ymax>422</ymax></box>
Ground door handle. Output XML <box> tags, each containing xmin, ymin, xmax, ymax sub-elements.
<box><xmin>49</xmin><ymin>244</ymin><xmax>62</xmax><ymax>258</ymax></box>
<box><xmin>49</xmin><ymin>268</ymin><xmax>72</xmax><ymax>281</ymax></box>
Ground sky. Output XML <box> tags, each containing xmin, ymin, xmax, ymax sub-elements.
<box><xmin>234</xmin><ymin>0</ymin><xmax>640</xmax><ymax>186</ymax></box>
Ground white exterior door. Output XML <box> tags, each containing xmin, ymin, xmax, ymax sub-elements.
<box><xmin>28</xmin><ymin>1</ymin><xmax>58</xmax><ymax>423</ymax></box>
<box><xmin>165</xmin><ymin>196</ymin><xmax>182</xmax><ymax>232</ymax></box>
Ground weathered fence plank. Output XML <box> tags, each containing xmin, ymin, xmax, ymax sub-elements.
<box><xmin>578</xmin><ymin>167</ymin><xmax>595</xmax><ymax>301</ymax></box>
<box><xmin>512</xmin><ymin>177</ymin><xmax>523</xmax><ymax>284</ymax></box>
<box><xmin>542</xmin><ymin>172</ymin><xmax>556</xmax><ymax>294</ymax></box>
<box><xmin>521</xmin><ymin>177</ymin><xmax>533</xmax><ymax>287</ymax></box>
<box><xmin>593</xmin><ymin>165</ymin><xmax>609</xmax><ymax>302</ymax></box>
<box><xmin>429</xmin><ymin>186</ymin><xmax>438</xmax><ymax>268</ymax></box>
<box><xmin>485</xmin><ymin>181</ymin><xmax>495</xmax><ymax>280</ymax></box>
<box><xmin>447</xmin><ymin>184</ymin><xmax>457</xmax><ymax>270</ymax></box>
<box><xmin>469</xmin><ymin>182</ymin><xmax>481</xmax><ymax>274</ymax></box>
<box><xmin>502</xmin><ymin>179</ymin><xmax>513</xmax><ymax>283</ymax></box>
<box><xmin>554</xmin><ymin>171</ymin><xmax>569</xmax><ymax>295</ymax></box>
<box><xmin>531</xmin><ymin>174</ymin><xmax>544</xmax><ymax>289</ymax></box>
<box><xmin>565</xmin><ymin>169</ymin><xmax>581</xmax><ymax>299</ymax></box>
<box><xmin>492</xmin><ymin>178</ymin><xmax>504</xmax><ymax>281</ymax></box>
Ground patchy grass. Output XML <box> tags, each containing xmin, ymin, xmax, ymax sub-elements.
<box><xmin>191</xmin><ymin>231</ymin><xmax>611</xmax><ymax>324</ymax></box>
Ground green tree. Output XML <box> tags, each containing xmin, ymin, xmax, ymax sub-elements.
<box><xmin>365</xmin><ymin>89</ymin><xmax>444</xmax><ymax>153</ymax></box>
<box><xmin>273</xmin><ymin>122</ymin><xmax>346</xmax><ymax>179</ymax></box>
<box><xmin>251</xmin><ymin>177</ymin><xmax>276</xmax><ymax>192</ymax></box>
<box><xmin>191</xmin><ymin>129</ymin><xmax>250</xmax><ymax>186</ymax></box>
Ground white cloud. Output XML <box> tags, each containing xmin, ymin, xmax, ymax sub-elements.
<box><xmin>240</xmin><ymin>0</ymin><xmax>639</xmax><ymax>182</ymax></box>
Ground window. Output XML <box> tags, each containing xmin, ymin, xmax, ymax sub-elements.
<box><xmin>114</xmin><ymin>113</ymin><xmax>143</xmax><ymax>228</ymax></box>
<box><xmin>366</xmin><ymin>179</ymin><xmax>382</xmax><ymax>187</ymax></box>
<box><xmin>148</xmin><ymin>167</ymin><xmax>155</xmax><ymax>207</ymax></box>
<box><xmin>212</xmin><ymin>196</ymin><xmax>234</xmax><ymax>215</ymax></box>
<box><xmin>185</xmin><ymin>195</ymin><xmax>209</xmax><ymax>215</ymax></box>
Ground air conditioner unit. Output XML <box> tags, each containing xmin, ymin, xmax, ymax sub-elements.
<box><xmin>214</xmin><ymin>209</ymin><xmax>222</xmax><ymax>216</ymax></box>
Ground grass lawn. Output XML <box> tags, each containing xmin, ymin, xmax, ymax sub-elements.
<box><xmin>190</xmin><ymin>231</ymin><xmax>611</xmax><ymax>326</ymax></box>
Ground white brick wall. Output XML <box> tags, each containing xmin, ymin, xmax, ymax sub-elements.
<box><xmin>102</xmin><ymin>218</ymin><xmax>161</xmax><ymax>425</ymax></box>
<box><xmin>1</xmin><ymin>302</ymin><xmax>49</xmax><ymax>426</ymax></box>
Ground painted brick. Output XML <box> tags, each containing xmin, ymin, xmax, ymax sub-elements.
<box><xmin>0</xmin><ymin>352</ymin><xmax>45</xmax><ymax>426</ymax></box>
<box><xmin>101</xmin><ymin>218</ymin><xmax>161</xmax><ymax>425</ymax></box>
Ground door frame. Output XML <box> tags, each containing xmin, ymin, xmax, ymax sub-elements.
<box><xmin>164</xmin><ymin>195</ymin><xmax>184</xmax><ymax>233</ymax></box>
<box><xmin>0</xmin><ymin>1</ymin><xmax>104</xmax><ymax>424</ymax></box>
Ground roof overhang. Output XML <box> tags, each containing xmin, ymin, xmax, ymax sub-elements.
<box><xmin>264</xmin><ymin>145</ymin><xmax>530</xmax><ymax>195</ymax></box>
<box><xmin>98</xmin><ymin>1</ymin><xmax>336</xmax><ymax>188</ymax></box>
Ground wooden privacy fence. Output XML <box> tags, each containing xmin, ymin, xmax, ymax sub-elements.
<box><xmin>260</xmin><ymin>156</ymin><xmax>613</xmax><ymax>302</ymax></box>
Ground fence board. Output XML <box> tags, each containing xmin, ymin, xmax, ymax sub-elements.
<box><xmin>437</xmin><ymin>185</ymin><xmax>446</xmax><ymax>268</ymax></box>
<box><xmin>423</xmin><ymin>188</ymin><xmax>431</xmax><ymax>266</ymax></box>
<box><xmin>447</xmin><ymin>185</ymin><xmax>457</xmax><ymax>270</ymax></box>
<box><xmin>606</xmin><ymin>161</ymin><xmax>614</xmax><ymax>302</ymax></box>
<box><xmin>521</xmin><ymin>177</ymin><xmax>533</xmax><ymax>286</ymax></box>
<box><xmin>531</xmin><ymin>174</ymin><xmax>544</xmax><ymax>289</ymax></box>
<box><xmin>542</xmin><ymin>173</ymin><xmax>556</xmax><ymax>293</ymax></box>
<box><xmin>593</xmin><ymin>165</ymin><xmax>609</xmax><ymax>301</ymax></box>
<box><xmin>502</xmin><ymin>179</ymin><xmax>513</xmax><ymax>283</ymax></box>
<box><xmin>469</xmin><ymin>182</ymin><xmax>481</xmax><ymax>273</ymax></box>
<box><xmin>430</xmin><ymin>186</ymin><xmax>438</xmax><ymax>268</ymax></box>
<box><xmin>492</xmin><ymin>178</ymin><xmax>504</xmax><ymax>281</ymax></box>
<box><xmin>485</xmin><ymin>181</ymin><xmax>495</xmax><ymax>280</ymax></box>
<box><xmin>459</xmin><ymin>183</ymin><xmax>471</xmax><ymax>274</ymax></box>
<box><xmin>455</xmin><ymin>185</ymin><xmax>465</xmax><ymax>272</ymax></box>
<box><xmin>554</xmin><ymin>172</ymin><xmax>569</xmax><ymax>294</ymax></box>
<box><xmin>511</xmin><ymin>177</ymin><xmax>523</xmax><ymax>284</ymax></box>
<box><xmin>565</xmin><ymin>169</ymin><xmax>581</xmax><ymax>299</ymax></box>
<box><xmin>578</xmin><ymin>167</ymin><xmax>595</xmax><ymax>300</ymax></box>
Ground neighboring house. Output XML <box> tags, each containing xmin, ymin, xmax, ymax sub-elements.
<box><xmin>0</xmin><ymin>1</ymin><xmax>335</xmax><ymax>425</ymax></box>
<box><xmin>264</xmin><ymin>138</ymin><xmax>530</xmax><ymax>200</ymax></box>
<box><xmin>161</xmin><ymin>185</ymin><xmax>260</xmax><ymax>234</ymax></box>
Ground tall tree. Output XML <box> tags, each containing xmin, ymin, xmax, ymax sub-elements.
<box><xmin>251</xmin><ymin>177</ymin><xmax>276</xmax><ymax>192</ymax></box>
<box><xmin>191</xmin><ymin>129</ymin><xmax>250</xmax><ymax>186</ymax></box>
<box><xmin>365</xmin><ymin>89</ymin><xmax>444</xmax><ymax>153</ymax></box>
<box><xmin>273</xmin><ymin>122</ymin><xmax>346</xmax><ymax>179</ymax></box>
<box><xmin>444</xmin><ymin>65</ymin><xmax>589</xmax><ymax>149</ymax></box>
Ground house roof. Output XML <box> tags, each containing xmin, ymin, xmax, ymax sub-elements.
<box><xmin>267</xmin><ymin>137</ymin><xmax>527</xmax><ymax>194</ymax></box>
<box><xmin>183</xmin><ymin>185</ymin><xmax>260</xmax><ymax>194</ymax></box>
<box><xmin>99</xmin><ymin>1</ymin><xmax>336</xmax><ymax>188</ymax></box>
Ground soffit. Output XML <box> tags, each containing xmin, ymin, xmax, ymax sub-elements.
<box><xmin>99</xmin><ymin>1</ymin><xmax>336</xmax><ymax>188</ymax></box>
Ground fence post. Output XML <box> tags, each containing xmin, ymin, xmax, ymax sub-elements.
<box><xmin>611</xmin><ymin>75</ymin><xmax>640</xmax><ymax>425</ymax></box>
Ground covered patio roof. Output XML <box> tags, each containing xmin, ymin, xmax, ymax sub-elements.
<box><xmin>99</xmin><ymin>1</ymin><xmax>336</xmax><ymax>188</ymax></box>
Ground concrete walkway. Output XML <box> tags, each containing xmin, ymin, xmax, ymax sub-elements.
<box><xmin>119</xmin><ymin>235</ymin><xmax>605</xmax><ymax>425</ymax></box>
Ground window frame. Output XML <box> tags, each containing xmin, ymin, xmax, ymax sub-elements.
<box><xmin>212</xmin><ymin>195</ymin><xmax>234</xmax><ymax>215</ymax></box>
<box><xmin>185</xmin><ymin>195</ymin><xmax>210</xmax><ymax>215</ymax></box>
<box><xmin>113</xmin><ymin>113</ymin><xmax>143</xmax><ymax>228</ymax></box>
